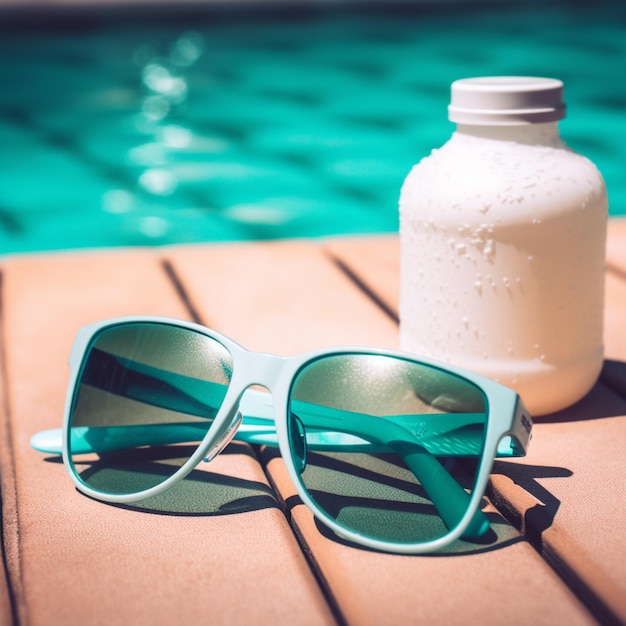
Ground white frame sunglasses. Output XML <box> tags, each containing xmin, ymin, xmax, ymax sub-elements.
<box><xmin>32</xmin><ymin>316</ymin><xmax>532</xmax><ymax>554</ymax></box>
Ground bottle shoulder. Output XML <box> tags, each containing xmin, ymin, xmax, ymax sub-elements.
<box><xmin>414</xmin><ymin>131</ymin><xmax>594</xmax><ymax>170</ymax></box>
<box><xmin>400</xmin><ymin>132</ymin><xmax>607</xmax><ymax>223</ymax></box>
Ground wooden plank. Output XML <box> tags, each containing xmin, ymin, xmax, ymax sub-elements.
<box><xmin>0</xmin><ymin>277</ymin><xmax>14</xmax><ymax>626</ymax></box>
<box><xmin>606</xmin><ymin>217</ymin><xmax>626</xmax><ymax>274</ymax></box>
<box><xmin>263</xmin><ymin>446</ymin><xmax>594</xmax><ymax>626</ymax></box>
<box><xmin>0</xmin><ymin>249</ymin><xmax>334</xmax><ymax>626</ymax></box>
<box><xmin>167</xmin><ymin>239</ymin><xmax>596</xmax><ymax>626</ymax></box>
<box><xmin>0</xmin><ymin>529</ymin><xmax>12</xmax><ymax>626</ymax></box>
<box><xmin>604</xmin><ymin>271</ymin><xmax>626</xmax><ymax>361</ymax></box>
<box><xmin>325</xmin><ymin>236</ymin><xmax>399</xmax><ymax>324</ymax></box>
<box><xmin>605</xmin><ymin>218</ymin><xmax>626</xmax><ymax>364</ymax></box>
<box><xmin>328</xmin><ymin>230</ymin><xmax>626</xmax><ymax>624</ymax></box>
<box><xmin>163</xmin><ymin>239</ymin><xmax>400</xmax><ymax>354</ymax></box>
<box><xmin>0</xmin><ymin>574</ymin><xmax>9</xmax><ymax>625</ymax></box>
<box><xmin>489</xmin><ymin>389</ymin><xmax>626</xmax><ymax>626</ymax></box>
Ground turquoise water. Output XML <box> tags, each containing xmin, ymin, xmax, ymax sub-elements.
<box><xmin>0</xmin><ymin>1</ymin><xmax>624</xmax><ymax>254</ymax></box>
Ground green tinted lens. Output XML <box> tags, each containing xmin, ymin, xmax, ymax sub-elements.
<box><xmin>288</xmin><ymin>354</ymin><xmax>488</xmax><ymax>544</ymax></box>
<box><xmin>69</xmin><ymin>323</ymin><xmax>233</xmax><ymax>495</ymax></box>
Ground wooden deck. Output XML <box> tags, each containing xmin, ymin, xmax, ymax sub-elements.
<box><xmin>1</xmin><ymin>219</ymin><xmax>625</xmax><ymax>626</ymax></box>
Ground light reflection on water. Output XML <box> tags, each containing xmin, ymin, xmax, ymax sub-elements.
<box><xmin>134</xmin><ymin>33</ymin><xmax>203</xmax><ymax>206</ymax></box>
<box><xmin>105</xmin><ymin>30</ymin><xmax>243</xmax><ymax>239</ymax></box>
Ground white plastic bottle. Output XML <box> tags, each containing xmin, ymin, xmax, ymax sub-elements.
<box><xmin>399</xmin><ymin>76</ymin><xmax>608</xmax><ymax>416</ymax></box>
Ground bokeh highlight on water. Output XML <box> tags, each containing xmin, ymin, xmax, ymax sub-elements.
<box><xmin>0</xmin><ymin>0</ymin><xmax>624</xmax><ymax>254</ymax></box>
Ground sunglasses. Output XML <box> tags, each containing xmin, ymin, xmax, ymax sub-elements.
<box><xmin>31</xmin><ymin>316</ymin><xmax>532</xmax><ymax>554</ymax></box>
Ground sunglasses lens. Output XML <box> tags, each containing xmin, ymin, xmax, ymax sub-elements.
<box><xmin>68</xmin><ymin>323</ymin><xmax>233</xmax><ymax>495</ymax></box>
<box><xmin>288</xmin><ymin>354</ymin><xmax>488</xmax><ymax>545</ymax></box>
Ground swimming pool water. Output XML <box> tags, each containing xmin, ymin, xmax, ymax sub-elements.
<box><xmin>0</xmin><ymin>1</ymin><xmax>624</xmax><ymax>254</ymax></box>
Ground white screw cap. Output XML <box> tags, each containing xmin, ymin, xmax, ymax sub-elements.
<box><xmin>448</xmin><ymin>76</ymin><xmax>566</xmax><ymax>125</ymax></box>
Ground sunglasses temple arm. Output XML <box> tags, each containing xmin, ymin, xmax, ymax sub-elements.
<box><xmin>390</xmin><ymin>441</ymin><xmax>489</xmax><ymax>539</ymax></box>
<box><xmin>289</xmin><ymin>404</ymin><xmax>489</xmax><ymax>539</ymax></box>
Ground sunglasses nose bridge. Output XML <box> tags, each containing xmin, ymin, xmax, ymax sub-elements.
<box><xmin>242</xmin><ymin>351</ymin><xmax>289</xmax><ymax>391</ymax></box>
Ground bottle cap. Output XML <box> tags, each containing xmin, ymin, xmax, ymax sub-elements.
<box><xmin>448</xmin><ymin>76</ymin><xmax>566</xmax><ymax>125</ymax></box>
